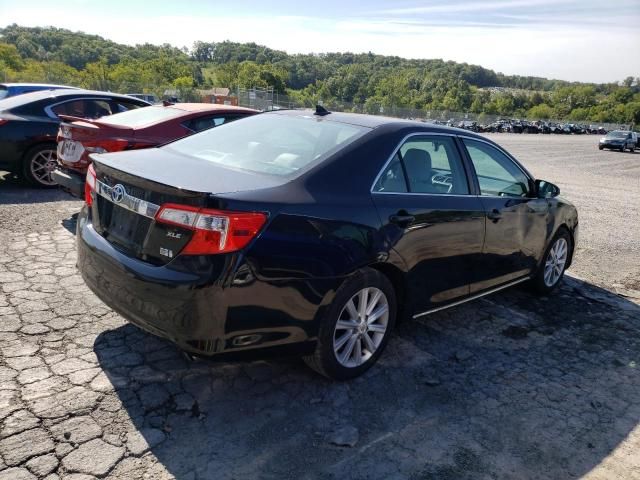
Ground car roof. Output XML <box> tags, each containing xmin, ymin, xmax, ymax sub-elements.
<box><xmin>165</xmin><ymin>103</ymin><xmax>258</xmax><ymax>114</ymax></box>
<box><xmin>0</xmin><ymin>89</ymin><xmax>151</xmax><ymax>111</ymax></box>
<box><xmin>268</xmin><ymin>109</ymin><xmax>487</xmax><ymax>137</ymax></box>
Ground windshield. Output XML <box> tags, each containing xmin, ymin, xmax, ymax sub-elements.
<box><xmin>97</xmin><ymin>105</ymin><xmax>181</xmax><ymax>127</ymax></box>
<box><xmin>606</xmin><ymin>131</ymin><xmax>627</xmax><ymax>138</ymax></box>
<box><xmin>165</xmin><ymin>113</ymin><xmax>370</xmax><ymax>176</ymax></box>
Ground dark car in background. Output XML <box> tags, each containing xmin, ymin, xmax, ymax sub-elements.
<box><xmin>0</xmin><ymin>82</ymin><xmax>80</xmax><ymax>100</ymax></box>
<box><xmin>77</xmin><ymin>109</ymin><xmax>578</xmax><ymax>380</ymax></box>
<box><xmin>599</xmin><ymin>130</ymin><xmax>637</xmax><ymax>152</ymax></box>
<box><xmin>53</xmin><ymin>103</ymin><xmax>258</xmax><ymax>197</ymax></box>
<box><xmin>0</xmin><ymin>89</ymin><xmax>149</xmax><ymax>186</ymax></box>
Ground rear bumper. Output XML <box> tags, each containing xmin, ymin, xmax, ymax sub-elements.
<box><xmin>76</xmin><ymin>207</ymin><xmax>336</xmax><ymax>357</ymax></box>
<box><xmin>52</xmin><ymin>168</ymin><xmax>85</xmax><ymax>198</ymax></box>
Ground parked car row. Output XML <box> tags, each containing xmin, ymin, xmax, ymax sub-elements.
<box><xmin>423</xmin><ymin>118</ymin><xmax>611</xmax><ymax>135</ymax></box>
<box><xmin>0</xmin><ymin>86</ymin><xmax>257</xmax><ymax>188</ymax></box>
<box><xmin>0</xmin><ymin>89</ymin><xmax>151</xmax><ymax>186</ymax></box>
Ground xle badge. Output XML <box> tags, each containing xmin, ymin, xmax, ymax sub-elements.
<box><xmin>166</xmin><ymin>231</ymin><xmax>182</xmax><ymax>239</ymax></box>
<box><xmin>159</xmin><ymin>247</ymin><xmax>174</xmax><ymax>258</ymax></box>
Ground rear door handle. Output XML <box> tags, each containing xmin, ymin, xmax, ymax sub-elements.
<box><xmin>389</xmin><ymin>214</ymin><xmax>415</xmax><ymax>226</ymax></box>
<box><xmin>487</xmin><ymin>209</ymin><xmax>502</xmax><ymax>222</ymax></box>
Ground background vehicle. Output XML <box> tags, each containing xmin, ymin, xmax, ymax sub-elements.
<box><xmin>53</xmin><ymin>103</ymin><xmax>258</xmax><ymax>197</ymax></box>
<box><xmin>0</xmin><ymin>82</ymin><xmax>80</xmax><ymax>100</ymax></box>
<box><xmin>0</xmin><ymin>89</ymin><xmax>149</xmax><ymax>187</ymax></box>
<box><xmin>599</xmin><ymin>130</ymin><xmax>637</xmax><ymax>152</ymax></box>
<box><xmin>77</xmin><ymin>109</ymin><xmax>578</xmax><ymax>380</ymax></box>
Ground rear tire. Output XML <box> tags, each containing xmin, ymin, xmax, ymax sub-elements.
<box><xmin>531</xmin><ymin>229</ymin><xmax>572</xmax><ymax>295</ymax></box>
<box><xmin>304</xmin><ymin>268</ymin><xmax>396</xmax><ymax>380</ymax></box>
<box><xmin>22</xmin><ymin>144</ymin><xmax>59</xmax><ymax>188</ymax></box>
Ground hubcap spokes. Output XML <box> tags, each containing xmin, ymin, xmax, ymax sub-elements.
<box><xmin>31</xmin><ymin>150</ymin><xmax>58</xmax><ymax>186</ymax></box>
<box><xmin>333</xmin><ymin>287</ymin><xmax>389</xmax><ymax>368</ymax></box>
<box><xmin>544</xmin><ymin>238</ymin><xmax>568</xmax><ymax>287</ymax></box>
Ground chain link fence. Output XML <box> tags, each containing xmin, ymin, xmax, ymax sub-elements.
<box><xmin>235</xmin><ymin>89</ymin><xmax>627</xmax><ymax>132</ymax></box>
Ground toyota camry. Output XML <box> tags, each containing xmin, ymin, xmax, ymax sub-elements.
<box><xmin>77</xmin><ymin>108</ymin><xmax>578</xmax><ymax>379</ymax></box>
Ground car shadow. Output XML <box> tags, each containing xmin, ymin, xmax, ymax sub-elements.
<box><xmin>94</xmin><ymin>276</ymin><xmax>640</xmax><ymax>479</ymax></box>
<box><xmin>61</xmin><ymin>212</ymin><xmax>78</xmax><ymax>235</ymax></box>
<box><xmin>0</xmin><ymin>170</ymin><xmax>79</xmax><ymax>204</ymax></box>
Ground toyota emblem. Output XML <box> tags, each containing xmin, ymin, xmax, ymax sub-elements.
<box><xmin>111</xmin><ymin>184</ymin><xmax>126</xmax><ymax>204</ymax></box>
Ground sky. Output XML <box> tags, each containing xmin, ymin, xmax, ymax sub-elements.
<box><xmin>1</xmin><ymin>0</ymin><xmax>639</xmax><ymax>83</ymax></box>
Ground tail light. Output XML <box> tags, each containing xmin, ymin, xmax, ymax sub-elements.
<box><xmin>85</xmin><ymin>139</ymin><xmax>129</xmax><ymax>154</ymax></box>
<box><xmin>85</xmin><ymin>163</ymin><xmax>96</xmax><ymax>206</ymax></box>
<box><xmin>0</xmin><ymin>119</ymin><xmax>8</xmax><ymax>126</ymax></box>
<box><xmin>155</xmin><ymin>204</ymin><xmax>267</xmax><ymax>255</ymax></box>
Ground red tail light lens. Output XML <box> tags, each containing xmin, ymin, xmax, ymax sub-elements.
<box><xmin>85</xmin><ymin>163</ymin><xmax>96</xmax><ymax>206</ymax></box>
<box><xmin>0</xmin><ymin>119</ymin><xmax>9</xmax><ymax>127</ymax></box>
<box><xmin>85</xmin><ymin>139</ymin><xmax>129</xmax><ymax>153</ymax></box>
<box><xmin>155</xmin><ymin>204</ymin><xmax>267</xmax><ymax>255</ymax></box>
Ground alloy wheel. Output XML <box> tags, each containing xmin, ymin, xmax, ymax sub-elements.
<box><xmin>333</xmin><ymin>287</ymin><xmax>389</xmax><ymax>368</ymax></box>
<box><xmin>30</xmin><ymin>149</ymin><xmax>58</xmax><ymax>186</ymax></box>
<box><xmin>543</xmin><ymin>237</ymin><xmax>568</xmax><ymax>287</ymax></box>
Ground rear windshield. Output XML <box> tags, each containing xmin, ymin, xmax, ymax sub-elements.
<box><xmin>97</xmin><ymin>105</ymin><xmax>182</xmax><ymax>127</ymax></box>
<box><xmin>0</xmin><ymin>86</ymin><xmax>7</xmax><ymax>100</ymax></box>
<box><xmin>165</xmin><ymin>113</ymin><xmax>370</xmax><ymax>176</ymax></box>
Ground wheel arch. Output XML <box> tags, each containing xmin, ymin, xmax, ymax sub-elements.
<box><xmin>367</xmin><ymin>262</ymin><xmax>409</xmax><ymax>320</ymax></box>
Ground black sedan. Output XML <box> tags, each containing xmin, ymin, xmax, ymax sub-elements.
<box><xmin>0</xmin><ymin>89</ymin><xmax>149</xmax><ymax>186</ymax></box>
<box><xmin>77</xmin><ymin>109</ymin><xmax>579</xmax><ymax>379</ymax></box>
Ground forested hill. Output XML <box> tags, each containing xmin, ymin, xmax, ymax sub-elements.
<box><xmin>1</xmin><ymin>24</ymin><xmax>638</xmax><ymax>124</ymax></box>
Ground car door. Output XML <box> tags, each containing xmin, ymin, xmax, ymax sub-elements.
<box><xmin>460</xmin><ymin>137</ymin><xmax>549</xmax><ymax>293</ymax></box>
<box><xmin>372</xmin><ymin>134</ymin><xmax>485</xmax><ymax>314</ymax></box>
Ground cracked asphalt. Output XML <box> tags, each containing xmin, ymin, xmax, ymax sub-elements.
<box><xmin>1</xmin><ymin>134</ymin><xmax>639</xmax><ymax>479</ymax></box>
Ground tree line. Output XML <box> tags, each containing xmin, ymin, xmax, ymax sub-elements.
<box><xmin>1</xmin><ymin>24</ymin><xmax>638</xmax><ymax>124</ymax></box>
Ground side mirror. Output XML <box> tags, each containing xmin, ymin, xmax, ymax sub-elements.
<box><xmin>535</xmin><ymin>179</ymin><xmax>560</xmax><ymax>199</ymax></box>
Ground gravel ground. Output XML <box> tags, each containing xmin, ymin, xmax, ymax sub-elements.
<box><xmin>0</xmin><ymin>134</ymin><xmax>639</xmax><ymax>479</ymax></box>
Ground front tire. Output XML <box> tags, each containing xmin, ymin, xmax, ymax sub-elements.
<box><xmin>532</xmin><ymin>229</ymin><xmax>571</xmax><ymax>294</ymax></box>
<box><xmin>304</xmin><ymin>268</ymin><xmax>396</xmax><ymax>380</ymax></box>
<box><xmin>22</xmin><ymin>144</ymin><xmax>58</xmax><ymax>188</ymax></box>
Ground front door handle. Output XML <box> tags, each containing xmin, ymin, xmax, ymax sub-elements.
<box><xmin>487</xmin><ymin>209</ymin><xmax>502</xmax><ymax>222</ymax></box>
<box><xmin>389</xmin><ymin>214</ymin><xmax>415</xmax><ymax>226</ymax></box>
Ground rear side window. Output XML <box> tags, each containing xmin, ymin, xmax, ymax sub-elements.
<box><xmin>373</xmin><ymin>135</ymin><xmax>469</xmax><ymax>194</ymax></box>
<box><xmin>166</xmin><ymin>114</ymin><xmax>369</xmax><ymax>177</ymax></box>
<box><xmin>373</xmin><ymin>153</ymin><xmax>407</xmax><ymax>193</ymax></box>
<box><xmin>51</xmin><ymin>99</ymin><xmax>113</xmax><ymax>119</ymax></box>
<box><xmin>0</xmin><ymin>86</ymin><xmax>8</xmax><ymax>100</ymax></box>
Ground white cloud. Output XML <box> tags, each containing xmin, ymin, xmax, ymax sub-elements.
<box><xmin>2</xmin><ymin>6</ymin><xmax>639</xmax><ymax>83</ymax></box>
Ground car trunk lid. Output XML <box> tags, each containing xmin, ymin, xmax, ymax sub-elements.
<box><xmin>89</xmin><ymin>149</ymin><xmax>280</xmax><ymax>265</ymax></box>
<box><xmin>57</xmin><ymin>115</ymin><xmax>134</xmax><ymax>168</ymax></box>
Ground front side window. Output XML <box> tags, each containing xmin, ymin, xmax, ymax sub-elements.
<box><xmin>374</xmin><ymin>135</ymin><xmax>469</xmax><ymax>194</ymax></box>
<box><xmin>463</xmin><ymin>139</ymin><xmax>530</xmax><ymax>197</ymax></box>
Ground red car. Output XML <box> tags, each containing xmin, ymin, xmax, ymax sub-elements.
<box><xmin>52</xmin><ymin>103</ymin><xmax>258</xmax><ymax>197</ymax></box>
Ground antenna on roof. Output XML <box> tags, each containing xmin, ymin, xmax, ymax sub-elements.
<box><xmin>314</xmin><ymin>105</ymin><xmax>331</xmax><ymax>116</ymax></box>
<box><xmin>162</xmin><ymin>100</ymin><xmax>174</xmax><ymax>107</ymax></box>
